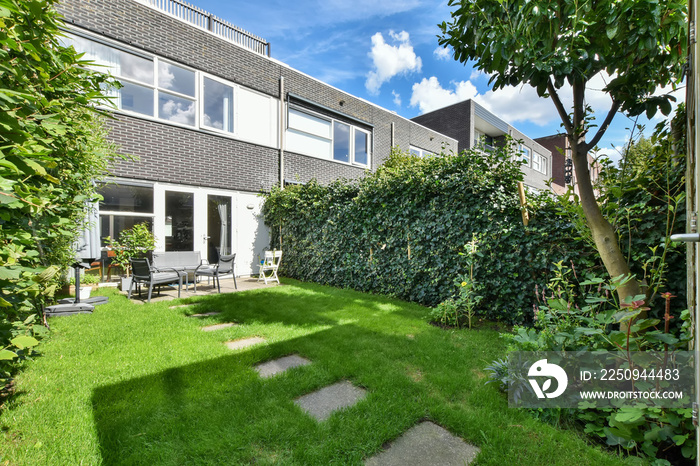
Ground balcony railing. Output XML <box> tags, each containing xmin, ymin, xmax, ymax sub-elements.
<box><xmin>138</xmin><ymin>0</ymin><xmax>270</xmax><ymax>56</ymax></box>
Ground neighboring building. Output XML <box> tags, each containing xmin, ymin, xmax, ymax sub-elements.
<box><xmin>56</xmin><ymin>0</ymin><xmax>455</xmax><ymax>276</ymax></box>
<box><xmin>410</xmin><ymin>99</ymin><xmax>552</xmax><ymax>191</ymax></box>
<box><xmin>535</xmin><ymin>134</ymin><xmax>601</xmax><ymax>196</ymax></box>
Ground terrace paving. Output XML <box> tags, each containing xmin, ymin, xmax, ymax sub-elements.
<box><xmin>126</xmin><ymin>277</ymin><xmax>280</xmax><ymax>303</ymax></box>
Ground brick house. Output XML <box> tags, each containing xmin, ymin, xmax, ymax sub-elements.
<box><xmin>57</xmin><ymin>0</ymin><xmax>456</xmax><ymax>276</ymax></box>
<box><xmin>410</xmin><ymin>99</ymin><xmax>554</xmax><ymax>191</ymax></box>
<box><xmin>534</xmin><ymin>134</ymin><xmax>600</xmax><ymax>196</ymax></box>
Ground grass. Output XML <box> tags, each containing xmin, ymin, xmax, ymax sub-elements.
<box><xmin>0</xmin><ymin>280</ymin><xmax>640</xmax><ymax>465</ymax></box>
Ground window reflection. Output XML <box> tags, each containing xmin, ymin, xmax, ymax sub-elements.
<box><xmin>158</xmin><ymin>62</ymin><xmax>195</xmax><ymax>97</ymax></box>
<box><xmin>203</xmin><ymin>77</ymin><xmax>234</xmax><ymax>132</ymax></box>
<box><xmin>158</xmin><ymin>92</ymin><xmax>195</xmax><ymax>126</ymax></box>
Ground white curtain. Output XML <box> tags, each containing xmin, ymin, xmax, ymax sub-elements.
<box><xmin>217</xmin><ymin>203</ymin><xmax>229</xmax><ymax>257</ymax></box>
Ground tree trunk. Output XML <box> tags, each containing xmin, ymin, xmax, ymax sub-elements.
<box><xmin>571</xmin><ymin>140</ymin><xmax>644</xmax><ymax>320</ymax></box>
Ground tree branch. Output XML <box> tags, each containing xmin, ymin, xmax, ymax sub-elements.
<box><xmin>584</xmin><ymin>100</ymin><xmax>621</xmax><ymax>153</ymax></box>
<box><xmin>547</xmin><ymin>78</ymin><xmax>573</xmax><ymax>135</ymax></box>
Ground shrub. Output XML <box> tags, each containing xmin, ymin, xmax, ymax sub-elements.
<box><xmin>0</xmin><ymin>0</ymin><xmax>117</xmax><ymax>385</ymax></box>
<box><xmin>498</xmin><ymin>264</ymin><xmax>694</xmax><ymax>463</ymax></box>
<box><xmin>263</xmin><ymin>144</ymin><xmax>597</xmax><ymax>325</ymax></box>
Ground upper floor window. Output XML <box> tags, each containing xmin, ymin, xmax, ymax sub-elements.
<box><xmin>520</xmin><ymin>144</ymin><xmax>531</xmax><ymax>165</ymax></box>
<box><xmin>533</xmin><ymin>151</ymin><xmax>547</xmax><ymax>175</ymax></box>
<box><xmin>202</xmin><ymin>76</ymin><xmax>234</xmax><ymax>133</ymax></box>
<box><xmin>409</xmin><ymin>146</ymin><xmax>433</xmax><ymax>157</ymax></box>
<box><xmin>157</xmin><ymin>62</ymin><xmax>196</xmax><ymax>126</ymax></box>
<box><xmin>61</xmin><ymin>31</ymin><xmax>278</xmax><ymax>148</ymax></box>
<box><xmin>287</xmin><ymin>107</ymin><xmax>370</xmax><ymax>167</ymax></box>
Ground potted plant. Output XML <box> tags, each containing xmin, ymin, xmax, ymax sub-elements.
<box><xmin>106</xmin><ymin>222</ymin><xmax>157</xmax><ymax>291</ymax></box>
<box><xmin>68</xmin><ymin>273</ymin><xmax>101</xmax><ymax>299</ymax></box>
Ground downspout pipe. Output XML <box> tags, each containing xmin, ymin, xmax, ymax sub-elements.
<box><xmin>279</xmin><ymin>76</ymin><xmax>285</xmax><ymax>190</ymax></box>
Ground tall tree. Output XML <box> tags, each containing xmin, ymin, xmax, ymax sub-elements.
<box><xmin>439</xmin><ymin>0</ymin><xmax>687</xmax><ymax>305</ymax></box>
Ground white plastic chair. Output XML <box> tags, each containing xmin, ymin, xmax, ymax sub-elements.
<box><xmin>257</xmin><ymin>250</ymin><xmax>282</xmax><ymax>284</ymax></box>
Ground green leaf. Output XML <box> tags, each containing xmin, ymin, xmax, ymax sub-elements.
<box><xmin>0</xmin><ymin>349</ymin><xmax>17</xmax><ymax>360</ymax></box>
<box><xmin>613</xmin><ymin>409</ymin><xmax>644</xmax><ymax>424</ymax></box>
<box><xmin>11</xmin><ymin>335</ymin><xmax>39</xmax><ymax>349</ymax></box>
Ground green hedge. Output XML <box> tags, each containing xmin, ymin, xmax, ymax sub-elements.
<box><xmin>263</xmin><ymin>146</ymin><xmax>598</xmax><ymax>324</ymax></box>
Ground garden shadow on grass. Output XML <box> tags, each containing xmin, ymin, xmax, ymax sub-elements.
<box><xmin>178</xmin><ymin>280</ymin><xmax>428</xmax><ymax>334</ymax></box>
<box><xmin>91</xmin><ymin>324</ymin><xmax>437</xmax><ymax>465</ymax></box>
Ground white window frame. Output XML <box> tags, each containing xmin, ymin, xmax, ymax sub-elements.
<box><xmin>520</xmin><ymin>144</ymin><xmax>531</xmax><ymax>166</ymax></box>
<box><xmin>62</xmin><ymin>29</ymin><xmax>278</xmax><ymax>149</ymax></box>
<box><xmin>533</xmin><ymin>152</ymin><xmax>547</xmax><ymax>174</ymax></box>
<box><xmin>155</xmin><ymin>58</ymin><xmax>198</xmax><ymax>127</ymax></box>
<box><xmin>199</xmin><ymin>73</ymin><xmax>238</xmax><ymax>136</ymax></box>
<box><xmin>286</xmin><ymin>106</ymin><xmax>371</xmax><ymax>167</ymax></box>
<box><xmin>409</xmin><ymin>146</ymin><xmax>433</xmax><ymax>157</ymax></box>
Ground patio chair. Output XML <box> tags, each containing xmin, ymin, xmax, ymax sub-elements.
<box><xmin>194</xmin><ymin>253</ymin><xmax>237</xmax><ymax>293</ymax></box>
<box><xmin>128</xmin><ymin>258</ymin><xmax>182</xmax><ymax>302</ymax></box>
<box><xmin>257</xmin><ymin>250</ymin><xmax>282</xmax><ymax>284</ymax></box>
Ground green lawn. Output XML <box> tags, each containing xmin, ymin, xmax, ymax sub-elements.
<box><xmin>0</xmin><ymin>280</ymin><xmax>639</xmax><ymax>465</ymax></box>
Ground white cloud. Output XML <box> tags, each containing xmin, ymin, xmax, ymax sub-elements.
<box><xmin>409</xmin><ymin>71</ymin><xmax>623</xmax><ymax>127</ymax></box>
<box><xmin>409</xmin><ymin>77</ymin><xmax>477</xmax><ymax>114</ymax></box>
<box><xmin>469</xmin><ymin>69</ymin><xmax>490</xmax><ymax>81</ymax></box>
<box><xmin>392</xmin><ymin>90</ymin><xmax>402</xmax><ymax>107</ymax></box>
<box><xmin>365</xmin><ymin>30</ymin><xmax>422</xmax><ymax>95</ymax></box>
<box><xmin>477</xmin><ymin>85</ymin><xmax>557</xmax><ymax>126</ymax></box>
<box><xmin>433</xmin><ymin>46</ymin><xmax>450</xmax><ymax>61</ymax></box>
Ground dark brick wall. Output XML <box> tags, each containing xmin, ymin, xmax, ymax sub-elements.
<box><xmin>57</xmin><ymin>0</ymin><xmax>457</xmax><ymax>190</ymax></box>
<box><xmin>535</xmin><ymin>134</ymin><xmax>567</xmax><ymax>188</ymax></box>
<box><xmin>411</xmin><ymin>100</ymin><xmax>473</xmax><ymax>154</ymax></box>
<box><xmin>106</xmin><ymin>114</ymin><xmax>280</xmax><ymax>192</ymax></box>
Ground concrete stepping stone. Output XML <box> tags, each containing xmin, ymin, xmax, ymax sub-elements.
<box><xmin>255</xmin><ymin>354</ymin><xmax>311</xmax><ymax>379</ymax></box>
<box><xmin>294</xmin><ymin>380</ymin><xmax>366</xmax><ymax>422</ymax></box>
<box><xmin>202</xmin><ymin>322</ymin><xmax>238</xmax><ymax>332</ymax></box>
<box><xmin>188</xmin><ymin>311</ymin><xmax>221</xmax><ymax>317</ymax></box>
<box><xmin>225</xmin><ymin>336</ymin><xmax>265</xmax><ymax>350</ymax></box>
<box><xmin>364</xmin><ymin>421</ymin><xmax>479</xmax><ymax>466</ymax></box>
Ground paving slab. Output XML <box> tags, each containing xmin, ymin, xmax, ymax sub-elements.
<box><xmin>202</xmin><ymin>322</ymin><xmax>238</xmax><ymax>332</ymax></box>
<box><xmin>294</xmin><ymin>380</ymin><xmax>366</xmax><ymax>422</ymax></box>
<box><xmin>225</xmin><ymin>336</ymin><xmax>265</xmax><ymax>350</ymax></box>
<box><xmin>255</xmin><ymin>354</ymin><xmax>312</xmax><ymax>379</ymax></box>
<box><xmin>364</xmin><ymin>421</ymin><xmax>479</xmax><ymax>466</ymax></box>
<box><xmin>188</xmin><ymin>311</ymin><xmax>221</xmax><ymax>317</ymax></box>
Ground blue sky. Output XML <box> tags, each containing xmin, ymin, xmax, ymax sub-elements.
<box><xmin>196</xmin><ymin>0</ymin><xmax>683</xmax><ymax>160</ymax></box>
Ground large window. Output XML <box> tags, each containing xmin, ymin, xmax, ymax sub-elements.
<box><xmin>202</xmin><ymin>76</ymin><xmax>234</xmax><ymax>133</ymax></box>
<box><xmin>520</xmin><ymin>144</ymin><xmax>531</xmax><ymax>165</ymax></box>
<box><xmin>287</xmin><ymin>108</ymin><xmax>332</xmax><ymax>158</ymax></box>
<box><xmin>98</xmin><ymin>183</ymin><xmax>154</xmax><ymax>246</ymax></box>
<box><xmin>158</xmin><ymin>61</ymin><xmax>196</xmax><ymax>126</ymax></box>
<box><xmin>61</xmin><ymin>31</ymin><xmax>278</xmax><ymax>147</ymax></box>
<box><xmin>333</xmin><ymin>122</ymin><xmax>351</xmax><ymax>163</ymax></box>
<box><xmin>409</xmin><ymin>146</ymin><xmax>433</xmax><ymax>158</ymax></box>
<box><xmin>287</xmin><ymin>107</ymin><xmax>371</xmax><ymax>166</ymax></box>
<box><xmin>533</xmin><ymin>152</ymin><xmax>547</xmax><ymax>174</ymax></box>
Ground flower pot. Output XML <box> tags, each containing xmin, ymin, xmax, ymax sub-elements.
<box><xmin>119</xmin><ymin>276</ymin><xmax>132</xmax><ymax>292</ymax></box>
<box><xmin>79</xmin><ymin>286</ymin><xmax>92</xmax><ymax>300</ymax></box>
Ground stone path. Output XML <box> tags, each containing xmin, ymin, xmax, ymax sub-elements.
<box><xmin>255</xmin><ymin>354</ymin><xmax>311</xmax><ymax>379</ymax></box>
<box><xmin>294</xmin><ymin>380</ymin><xmax>367</xmax><ymax>422</ymax></box>
<box><xmin>364</xmin><ymin>421</ymin><xmax>480</xmax><ymax>466</ymax></box>
<box><xmin>200</xmin><ymin>320</ymin><xmax>480</xmax><ymax>463</ymax></box>
<box><xmin>225</xmin><ymin>336</ymin><xmax>265</xmax><ymax>350</ymax></box>
<box><xmin>201</xmin><ymin>322</ymin><xmax>238</xmax><ymax>332</ymax></box>
<box><xmin>189</xmin><ymin>311</ymin><xmax>221</xmax><ymax>317</ymax></box>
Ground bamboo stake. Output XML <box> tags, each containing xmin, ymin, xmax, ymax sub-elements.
<box><xmin>518</xmin><ymin>181</ymin><xmax>529</xmax><ymax>226</ymax></box>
